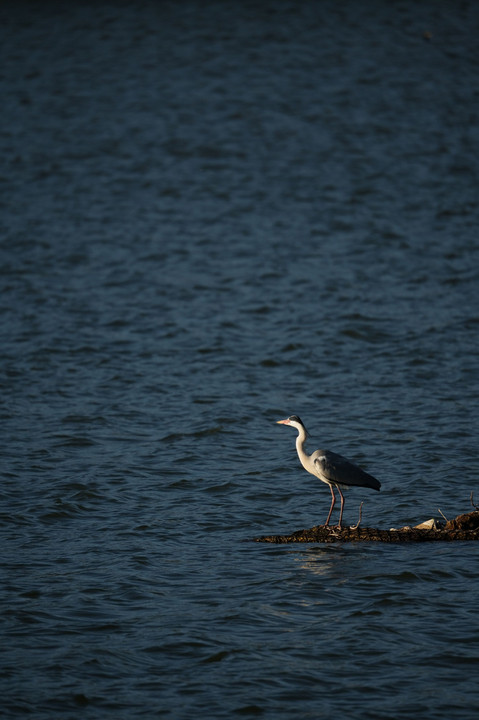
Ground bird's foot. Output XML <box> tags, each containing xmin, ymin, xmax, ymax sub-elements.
<box><xmin>327</xmin><ymin>525</ymin><xmax>342</xmax><ymax>537</ymax></box>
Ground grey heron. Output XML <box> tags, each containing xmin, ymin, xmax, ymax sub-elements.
<box><xmin>276</xmin><ymin>415</ymin><xmax>381</xmax><ymax>529</ymax></box>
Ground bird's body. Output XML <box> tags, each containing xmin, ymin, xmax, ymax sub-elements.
<box><xmin>277</xmin><ymin>415</ymin><xmax>381</xmax><ymax>528</ymax></box>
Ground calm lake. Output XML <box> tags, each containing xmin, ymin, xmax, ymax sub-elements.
<box><xmin>1</xmin><ymin>2</ymin><xmax>479</xmax><ymax>718</ymax></box>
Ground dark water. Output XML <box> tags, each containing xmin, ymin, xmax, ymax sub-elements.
<box><xmin>2</xmin><ymin>1</ymin><xmax>479</xmax><ymax>718</ymax></box>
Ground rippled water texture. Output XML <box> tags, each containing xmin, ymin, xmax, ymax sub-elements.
<box><xmin>1</xmin><ymin>2</ymin><xmax>479</xmax><ymax>718</ymax></box>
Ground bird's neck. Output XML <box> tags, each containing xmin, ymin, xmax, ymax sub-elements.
<box><xmin>295</xmin><ymin>426</ymin><xmax>310</xmax><ymax>469</ymax></box>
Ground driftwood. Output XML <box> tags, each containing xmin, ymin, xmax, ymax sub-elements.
<box><xmin>254</xmin><ymin>510</ymin><xmax>479</xmax><ymax>544</ymax></box>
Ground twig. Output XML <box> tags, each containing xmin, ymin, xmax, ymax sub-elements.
<box><xmin>471</xmin><ymin>491</ymin><xmax>478</xmax><ymax>510</ymax></box>
<box><xmin>351</xmin><ymin>501</ymin><xmax>364</xmax><ymax>530</ymax></box>
<box><xmin>437</xmin><ymin>508</ymin><xmax>448</xmax><ymax>522</ymax></box>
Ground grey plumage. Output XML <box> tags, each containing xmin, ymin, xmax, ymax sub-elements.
<box><xmin>312</xmin><ymin>450</ymin><xmax>381</xmax><ymax>491</ymax></box>
<box><xmin>276</xmin><ymin>415</ymin><xmax>381</xmax><ymax>528</ymax></box>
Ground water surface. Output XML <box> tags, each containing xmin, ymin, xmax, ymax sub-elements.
<box><xmin>1</xmin><ymin>2</ymin><xmax>479</xmax><ymax>718</ymax></box>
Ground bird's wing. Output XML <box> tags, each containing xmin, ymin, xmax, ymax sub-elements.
<box><xmin>313</xmin><ymin>450</ymin><xmax>381</xmax><ymax>491</ymax></box>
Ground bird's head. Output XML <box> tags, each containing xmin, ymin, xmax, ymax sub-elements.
<box><xmin>276</xmin><ymin>415</ymin><xmax>307</xmax><ymax>433</ymax></box>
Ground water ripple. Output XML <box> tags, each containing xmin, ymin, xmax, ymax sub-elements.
<box><xmin>2</xmin><ymin>2</ymin><xmax>479</xmax><ymax>719</ymax></box>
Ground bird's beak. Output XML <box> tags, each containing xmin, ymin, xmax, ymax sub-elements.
<box><xmin>276</xmin><ymin>419</ymin><xmax>289</xmax><ymax>424</ymax></box>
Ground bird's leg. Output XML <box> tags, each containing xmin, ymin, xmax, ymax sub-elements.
<box><xmin>336</xmin><ymin>487</ymin><xmax>345</xmax><ymax>530</ymax></box>
<box><xmin>324</xmin><ymin>485</ymin><xmax>336</xmax><ymax>526</ymax></box>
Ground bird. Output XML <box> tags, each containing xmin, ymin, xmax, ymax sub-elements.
<box><xmin>276</xmin><ymin>415</ymin><xmax>381</xmax><ymax>529</ymax></box>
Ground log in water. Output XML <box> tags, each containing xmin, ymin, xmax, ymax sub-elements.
<box><xmin>254</xmin><ymin>511</ymin><xmax>479</xmax><ymax>544</ymax></box>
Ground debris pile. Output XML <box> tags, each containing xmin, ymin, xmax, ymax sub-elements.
<box><xmin>254</xmin><ymin>510</ymin><xmax>479</xmax><ymax>544</ymax></box>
